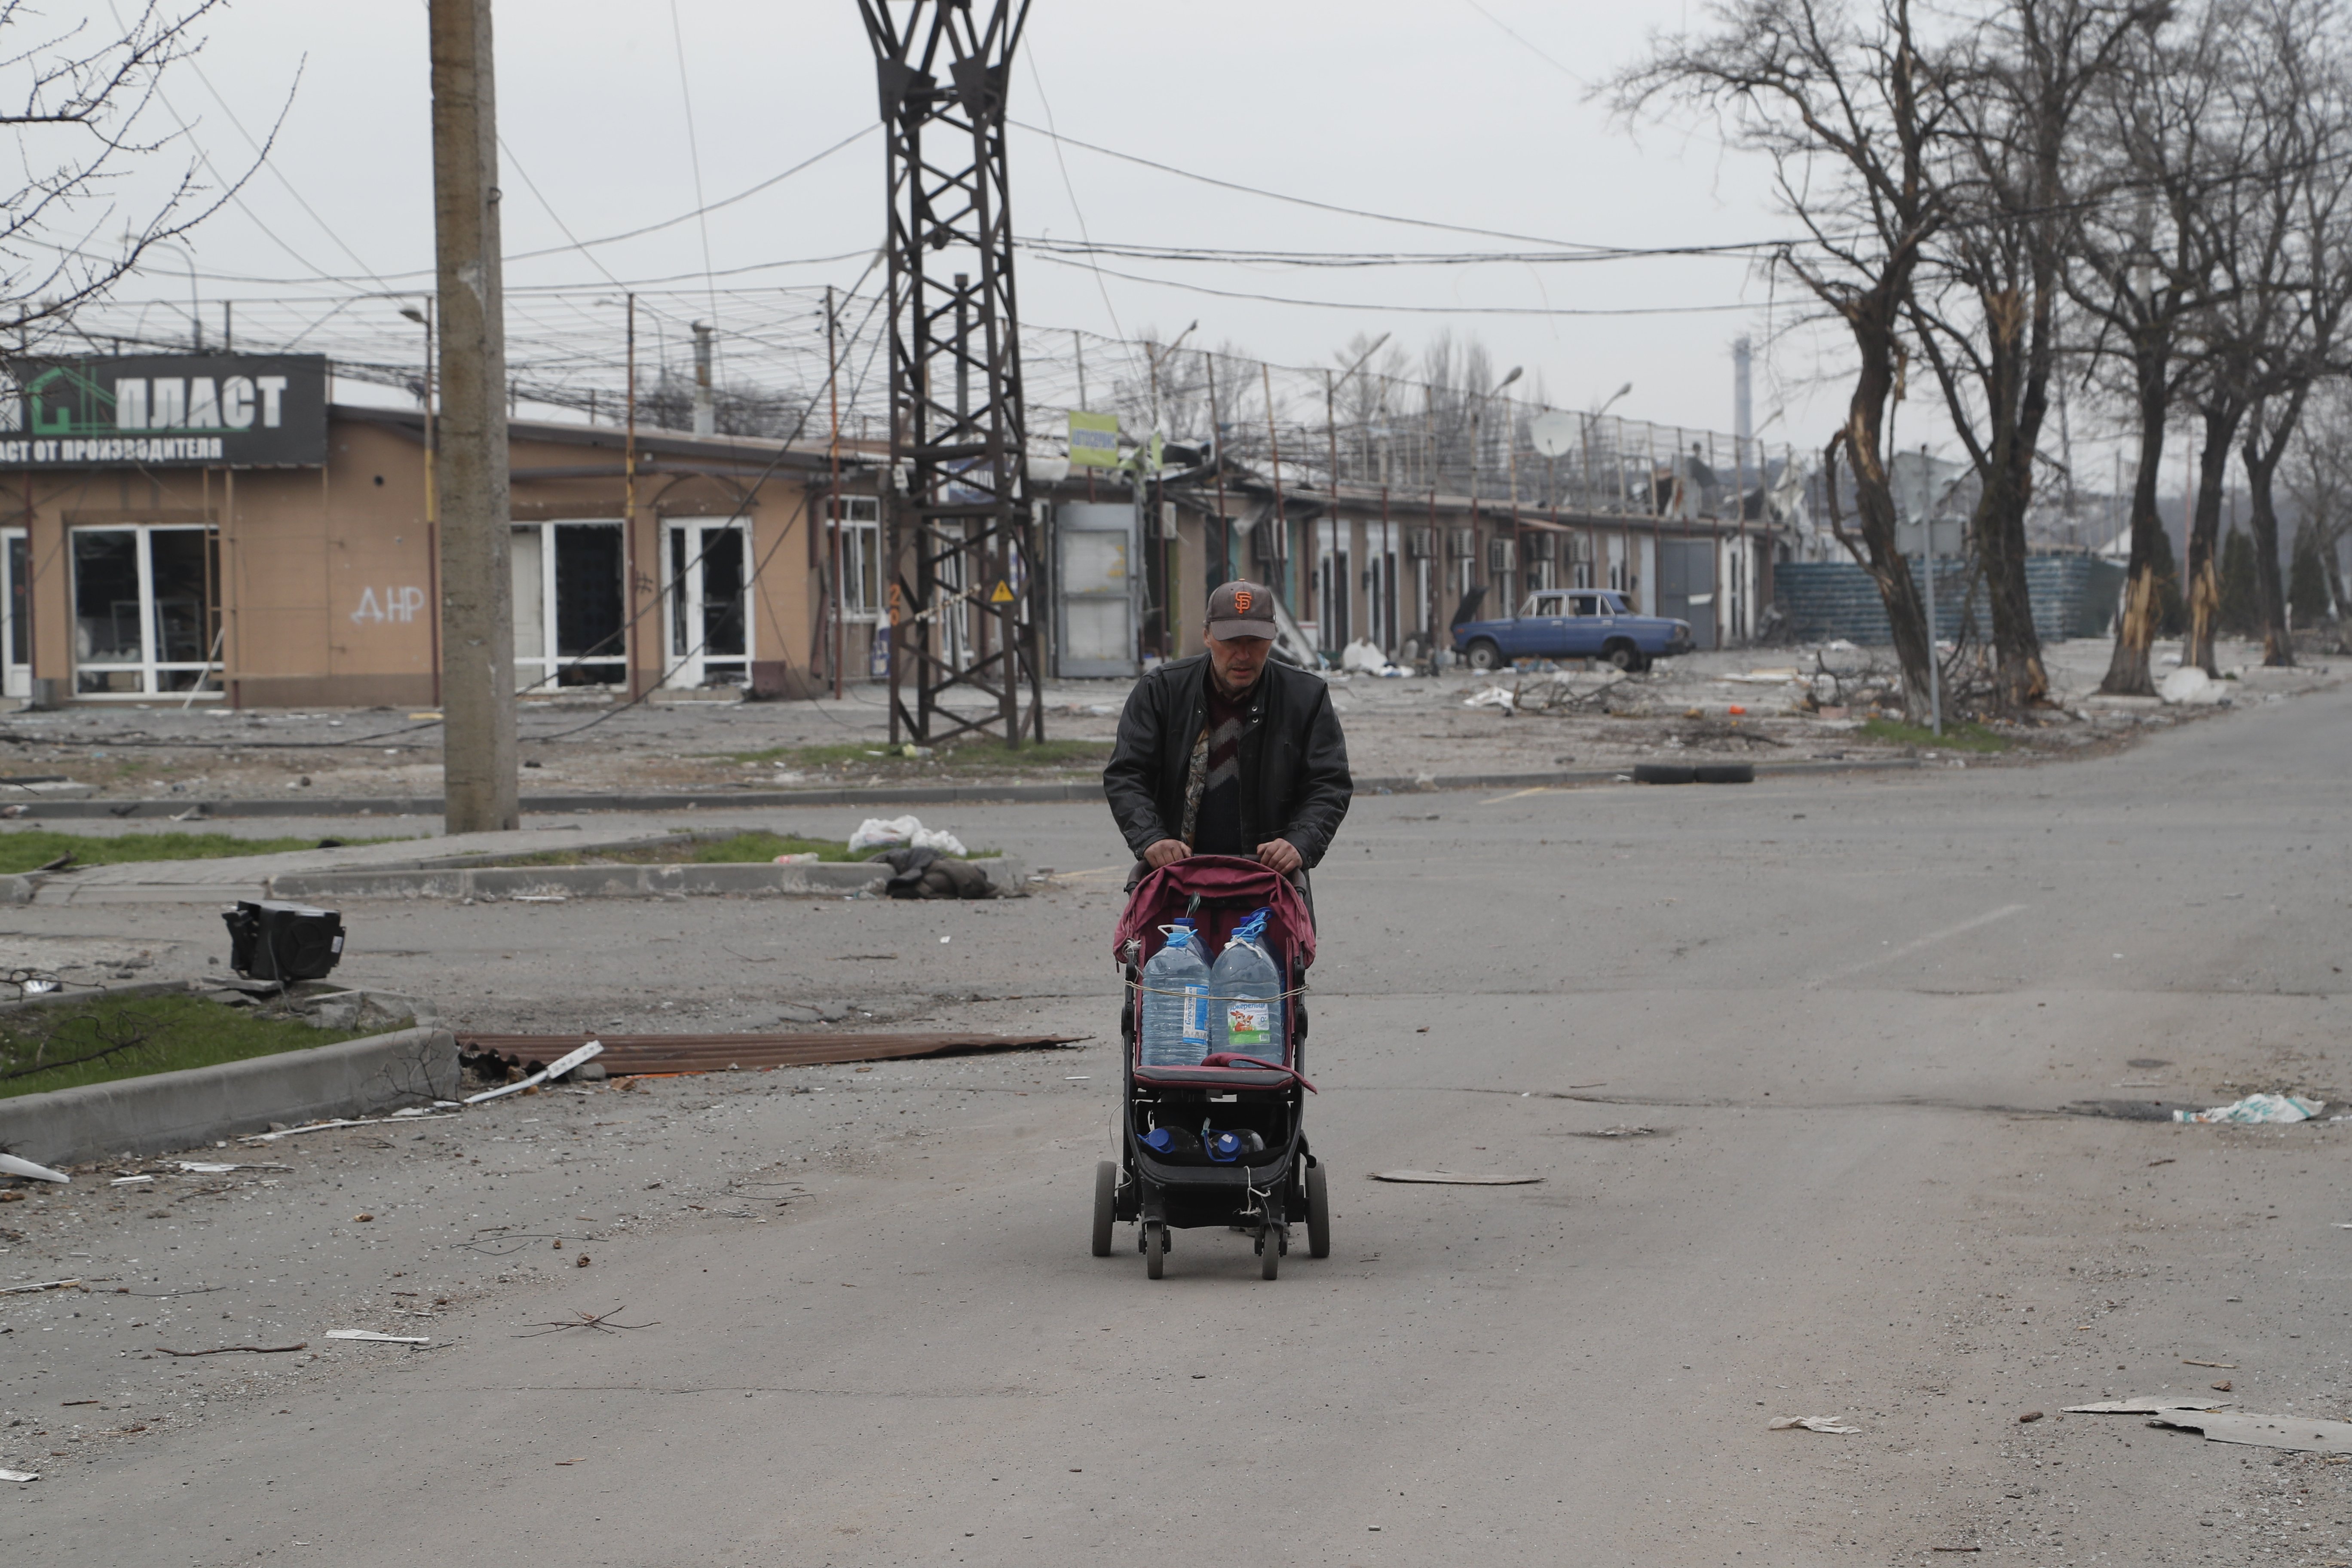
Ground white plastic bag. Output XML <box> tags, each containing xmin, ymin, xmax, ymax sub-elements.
<box><xmin>846</xmin><ymin>815</ymin><xmax>966</xmax><ymax>858</ymax></box>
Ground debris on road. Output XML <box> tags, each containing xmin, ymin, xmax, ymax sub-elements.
<box><xmin>0</xmin><ymin>1152</ymin><xmax>70</xmax><ymax>1184</ymax></box>
<box><xmin>0</xmin><ymin>1468</ymin><xmax>37</xmax><ymax>1482</ymax></box>
<box><xmin>243</xmin><ymin>1112</ymin><xmax>461</xmax><ymax>1143</ymax></box>
<box><xmin>2159</xmin><ymin>667</ymin><xmax>2227</xmax><ymax>706</ymax></box>
<box><xmin>2173</xmin><ymin>1093</ymin><xmax>2324</xmax><ymax>1124</ymax></box>
<box><xmin>516</xmin><ymin>1306</ymin><xmax>657</xmax><ymax>1338</ymax></box>
<box><xmin>154</xmin><ymin>1342</ymin><xmax>307</xmax><ymax>1357</ymax></box>
<box><xmin>2182</xmin><ymin>1358</ymin><xmax>2239</xmax><ymax>1369</ymax></box>
<box><xmin>2066</xmin><ymin>1397</ymin><xmax>2234</xmax><ymax>1413</ymax></box>
<box><xmin>1371</xmin><ymin>1170</ymin><xmax>1542</xmax><ymax>1185</ymax></box>
<box><xmin>177</xmin><ymin>1161</ymin><xmax>292</xmax><ymax>1174</ymax></box>
<box><xmin>2018</xmin><ymin>1410</ymin><xmax>2044</xmax><ymax>1423</ymax></box>
<box><xmin>458</xmin><ymin>1029</ymin><xmax>1083</xmax><ymax>1077</ymax></box>
<box><xmin>325</xmin><ymin>1329</ymin><xmax>431</xmax><ymax>1344</ymax></box>
<box><xmin>0</xmin><ymin>1277</ymin><xmax>83</xmax><ymax>1295</ymax></box>
<box><xmin>1770</xmin><ymin>1416</ymin><xmax>1860</xmax><ymax>1433</ymax></box>
<box><xmin>2146</xmin><ymin>1410</ymin><xmax>2352</xmax><ymax>1455</ymax></box>
<box><xmin>108</xmin><ymin>1174</ymin><xmax>156</xmax><ymax>1186</ymax></box>
<box><xmin>465</xmin><ymin>1038</ymin><xmax>605</xmax><ymax>1104</ymax></box>
<box><xmin>846</xmin><ymin>815</ymin><xmax>966</xmax><ymax>857</ymax></box>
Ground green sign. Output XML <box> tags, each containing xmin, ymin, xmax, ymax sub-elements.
<box><xmin>1067</xmin><ymin>410</ymin><xmax>1120</xmax><ymax>469</ymax></box>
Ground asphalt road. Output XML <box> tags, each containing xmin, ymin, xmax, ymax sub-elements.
<box><xmin>7</xmin><ymin>683</ymin><xmax>2351</xmax><ymax>1565</ymax></box>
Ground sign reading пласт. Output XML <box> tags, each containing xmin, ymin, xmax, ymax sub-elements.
<box><xmin>0</xmin><ymin>353</ymin><xmax>328</xmax><ymax>468</ymax></box>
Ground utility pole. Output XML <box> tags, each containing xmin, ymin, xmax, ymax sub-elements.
<box><xmin>429</xmin><ymin>0</ymin><xmax>518</xmax><ymax>833</ymax></box>
<box><xmin>691</xmin><ymin>321</ymin><xmax>715</xmax><ymax>436</ymax></box>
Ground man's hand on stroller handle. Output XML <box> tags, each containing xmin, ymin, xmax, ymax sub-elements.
<box><xmin>1142</xmin><ymin>838</ymin><xmax>1301</xmax><ymax>875</ymax></box>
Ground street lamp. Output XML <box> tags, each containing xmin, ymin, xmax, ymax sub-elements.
<box><xmin>144</xmin><ymin>239</ymin><xmax>203</xmax><ymax>351</ymax></box>
<box><xmin>1595</xmin><ymin>381</ymin><xmax>1633</xmax><ymax>418</ymax></box>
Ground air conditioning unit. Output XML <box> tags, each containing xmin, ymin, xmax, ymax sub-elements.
<box><xmin>1449</xmin><ymin>528</ymin><xmax>1476</xmax><ymax>558</ymax></box>
<box><xmin>1488</xmin><ymin>539</ymin><xmax>1517</xmax><ymax>572</ymax></box>
<box><xmin>1406</xmin><ymin>527</ymin><xmax>1436</xmax><ymax>560</ymax></box>
<box><xmin>1523</xmin><ymin>532</ymin><xmax>1555</xmax><ymax>564</ymax></box>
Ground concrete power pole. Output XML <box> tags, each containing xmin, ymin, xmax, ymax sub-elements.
<box><xmin>429</xmin><ymin>0</ymin><xmax>518</xmax><ymax>833</ymax></box>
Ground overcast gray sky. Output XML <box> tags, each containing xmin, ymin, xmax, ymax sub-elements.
<box><xmin>94</xmin><ymin>1</ymin><xmax>1888</xmax><ymax>453</ymax></box>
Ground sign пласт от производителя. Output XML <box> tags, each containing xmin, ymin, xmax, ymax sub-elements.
<box><xmin>0</xmin><ymin>354</ymin><xmax>329</xmax><ymax>469</ymax></box>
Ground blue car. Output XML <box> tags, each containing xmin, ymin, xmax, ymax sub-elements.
<box><xmin>1452</xmin><ymin>588</ymin><xmax>1694</xmax><ymax>673</ymax></box>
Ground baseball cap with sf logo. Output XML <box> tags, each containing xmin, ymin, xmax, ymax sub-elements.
<box><xmin>1207</xmin><ymin>578</ymin><xmax>1279</xmax><ymax>640</ymax></box>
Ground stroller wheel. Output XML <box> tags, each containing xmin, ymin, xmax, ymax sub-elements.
<box><xmin>1145</xmin><ymin>1222</ymin><xmax>1167</xmax><ymax>1280</ymax></box>
<box><xmin>1091</xmin><ymin>1161</ymin><xmax>1117</xmax><ymax>1258</ymax></box>
<box><xmin>1260</xmin><ymin>1226</ymin><xmax>1280</xmax><ymax>1280</ymax></box>
<box><xmin>1306</xmin><ymin>1165</ymin><xmax>1331</xmax><ymax>1259</ymax></box>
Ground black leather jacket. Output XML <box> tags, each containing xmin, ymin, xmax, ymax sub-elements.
<box><xmin>1102</xmin><ymin>655</ymin><xmax>1353</xmax><ymax>867</ymax></box>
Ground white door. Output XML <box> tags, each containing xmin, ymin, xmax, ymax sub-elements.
<box><xmin>1054</xmin><ymin>502</ymin><xmax>1138</xmax><ymax>678</ymax></box>
<box><xmin>2</xmin><ymin>528</ymin><xmax>26</xmax><ymax>698</ymax></box>
<box><xmin>511</xmin><ymin>521</ymin><xmax>626</xmax><ymax>692</ymax></box>
<box><xmin>663</xmin><ymin>518</ymin><xmax>751</xmax><ymax>688</ymax></box>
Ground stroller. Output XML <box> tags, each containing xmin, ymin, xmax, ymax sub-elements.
<box><xmin>1090</xmin><ymin>855</ymin><xmax>1330</xmax><ymax>1280</ymax></box>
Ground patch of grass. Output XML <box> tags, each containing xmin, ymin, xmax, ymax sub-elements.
<box><xmin>497</xmin><ymin>831</ymin><xmax>980</xmax><ymax>867</ymax></box>
<box><xmin>0</xmin><ymin>830</ymin><xmax>411</xmax><ymax>876</ymax></box>
<box><xmin>718</xmin><ymin>738</ymin><xmax>1113</xmax><ymax>773</ymax></box>
<box><xmin>0</xmin><ymin>992</ymin><xmax>368</xmax><ymax>1100</ymax></box>
<box><xmin>1856</xmin><ymin>717</ymin><xmax>2010</xmax><ymax>753</ymax></box>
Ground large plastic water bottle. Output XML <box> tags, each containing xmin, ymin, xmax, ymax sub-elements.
<box><xmin>1139</xmin><ymin>921</ymin><xmax>1212</xmax><ymax>1068</ymax></box>
<box><xmin>1210</xmin><ymin>908</ymin><xmax>1286</xmax><ymax>1066</ymax></box>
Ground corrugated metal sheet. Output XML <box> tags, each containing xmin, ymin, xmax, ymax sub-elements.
<box><xmin>458</xmin><ymin>1031</ymin><xmax>1085</xmax><ymax>1076</ymax></box>
<box><xmin>1775</xmin><ymin>555</ymin><xmax>2116</xmax><ymax>645</ymax></box>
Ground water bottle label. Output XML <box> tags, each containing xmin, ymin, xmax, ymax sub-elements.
<box><xmin>1182</xmin><ymin>986</ymin><xmax>1208</xmax><ymax>1045</ymax></box>
<box><xmin>1225</xmin><ymin>1001</ymin><xmax>1273</xmax><ymax>1048</ymax></box>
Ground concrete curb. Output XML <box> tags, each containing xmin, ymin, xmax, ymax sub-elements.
<box><xmin>266</xmin><ymin>854</ymin><xmax>1031</xmax><ymax>902</ymax></box>
<box><xmin>3</xmin><ymin>758</ymin><xmax>1926</xmax><ymax>821</ymax></box>
<box><xmin>0</xmin><ymin>1024</ymin><xmax>458</xmax><ymax>1167</ymax></box>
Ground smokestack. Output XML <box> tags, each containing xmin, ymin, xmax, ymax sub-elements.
<box><xmin>692</xmin><ymin>321</ymin><xmax>715</xmax><ymax>437</ymax></box>
<box><xmin>1732</xmin><ymin>336</ymin><xmax>1753</xmax><ymax>456</ymax></box>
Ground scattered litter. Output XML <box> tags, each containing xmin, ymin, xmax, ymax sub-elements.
<box><xmin>1929</xmin><ymin>1549</ymin><xmax>1981</xmax><ymax>1554</ymax></box>
<box><xmin>1724</xmin><ymin>668</ymin><xmax>1801</xmax><ymax>684</ymax></box>
<box><xmin>511</xmin><ymin>894</ymin><xmax>568</xmax><ymax>904</ymax></box>
<box><xmin>154</xmin><ymin>1342</ymin><xmax>307</xmax><ymax>1357</ymax></box>
<box><xmin>1770</xmin><ymin>1416</ymin><xmax>1860</xmax><ymax>1433</ymax></box>
<box><xmin>772</xmin><ymin>852</ymin><xmax>819</xmax><ymax>865</ymax></box>
<box><xmin>0</xmin><ymin>1469</ymin><xmax>36</xmax><ymax>1482</ymax></box>
<box><xmin>1464</xmin><ymin>685</ymin><xmax>1517</xmax><ymax>710</ymax></box>
<box><xmin>2018</xmin><ymin>1410</ymin><xmax>2044</xmax><ymax>1423</ymax></box>
<box><xmin>2173</xmin><ymin>1093</ymin><xmax>2324</xmax><ymax>1124</ymax></box>
<box><xmin>0</xmin><ymin>1153</ymin><xmax>70</xmax><ymax>1184</ymax></box>
<box><xmin>2146</xmin><ymin>1410</ymin><xmax>2352</xmax><ymax>1455</ymax></box>
<box><xmin>177</xmin><ymin>1161</ymin><xmax>292</xmax><ymax>1174</ymax></box>
<box><xmin>2211</xmin><ymin>1381</ymin><xmax>2234</xmax><ymax>1392</ymax></box>
<box><xmin>1592</xmin><ymin>1125</ymin><xmax>1658</xmax><ymax>1138</ymax></box>
<box><xmin>465</xmin><ymin>1039</ymin><xmax>604</xmax><ymax>1104</ymax></box>
<box><xmin>846</xmin><ymin>815</ymin><xmax>966</xmax><ymax>857</ymax></box>
<box><xmin>324</xmin><ymin>1329</ymin><xmax>431</xmax><ymax>1344</ymax></box>
<box><xmin>0</xmin><ymin>1278</ymin><xmax>82</xmax><ymax>1295</ymax></box>
<box><xmin>2181</xmin><ymin>1358</ymin><xmax>2239</xmax><ymax>1369</ymax></box>
<box><xmin>1371</xmin><ymin>1170</ymin><xmax>1542</xmax><ymax>1185</ymax></box>
<box><xmin>108</xmin><ymin>1175</ymin><xmax>155</xmax><ymax>1186</ymax></box>
<box><xmin>2065</xmin><ymin>1398</ymin><xmax>2234</xmax><ymax>1414</ymax></box>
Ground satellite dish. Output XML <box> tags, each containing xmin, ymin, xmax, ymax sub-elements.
<box><xmin>1529</xmin><ymin>411</ymin><xmax>1579</xmax><ymax>459</ymax></box>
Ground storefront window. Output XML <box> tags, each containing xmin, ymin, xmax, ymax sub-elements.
<box><xmin>512</xmin><ymin>521</ymin><xmax>626</xmax><ymax>691</ymax></box>
<box><xmin>831</xmin><ymin>497</ymin><xmax>882</xmax><ymax>619</ymax></box>
<box><xmin>72</xmin><ymin>525</ymin><xmax>218</xmax><ymax>695</ymax></box>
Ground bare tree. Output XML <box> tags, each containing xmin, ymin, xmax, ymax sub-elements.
<box><xmin>1614</xmin><ymin>0</ymin><xmax>1945</xmax><ymax>718</ymax></box>
<box><xmin>2283</xmin><ymin>379</ymin><xmax>2352</xmax><ymax>612</ymax></box>
<box><xmin>2231</xmin><ymin>0</ymin><xmax>2352</xmax><ymax>665</ymax></box>
<box><xmin>2064</xmin><ymin>3</ymin><xmax>2233</xmax><ymax>695</ymax></box>
<box><xmin>1905</xmin><ymin>0</ymin><xmax>2143</xmax><ymax>711</ymax></box>
<box><xmin>0</xmin><ymin>1</ymin><xmax>254</xmax><ymax>342</ymax></box>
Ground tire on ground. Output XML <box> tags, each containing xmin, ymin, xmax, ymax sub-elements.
<box><xmin>1632</xmin><ymin>763</ymin><xmax>1696</xmax><ymax>785</ymax></box>
<box><xmin>1693</xmin><ymin>763</ymin><xmax>1755</xmax><ymax>784</ymax></box>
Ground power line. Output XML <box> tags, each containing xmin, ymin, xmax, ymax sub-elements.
<box><xmin>1023</xmin><ymin>252</ymin><xmax>1767</xmax><ymax>317</ymax></box>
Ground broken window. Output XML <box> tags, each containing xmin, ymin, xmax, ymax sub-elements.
<box><xmin>71</xmin><ymin>524</ymin><xmax>218</xmax><ymax>695</ymax></box>
<box><xmin>511</xmin><ymin>521</ymin><xmax>625</xmax><ymax>691</ymax></box>
<box><xmin>3</xmin><ymin>529</ymin><xmax>26</xmax><ymax>698</ymax></box>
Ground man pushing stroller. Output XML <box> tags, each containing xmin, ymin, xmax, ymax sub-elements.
<box><xmin>1102</xmin><ymin>579</ymin><xmax>1354</xmax><ymax>896</ymax></box>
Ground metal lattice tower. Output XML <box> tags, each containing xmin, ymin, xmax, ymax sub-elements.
<box><xmin>859</xmin><ymin>0</ymin><xmax>1044</xmax><ymax>747</ymax></box>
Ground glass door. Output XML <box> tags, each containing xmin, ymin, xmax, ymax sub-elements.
<box><xmin>71</xmin><ymin>524</ymin><xmax>220</xmax><ymax>696</ymax></box>
<box><xmin>511</xmin><ymin>521</ymin><xmax>626</xmax><ymax>691</ymax></box>
<box><xmin>663</xmin><ymin>517</ymin><xmax>750</xmax><ymax>688</ymax></box>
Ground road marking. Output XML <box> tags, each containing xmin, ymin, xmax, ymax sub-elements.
<box><xmin>1813</xmin><ymin>903</ymin><xmax>2028</xmax><ymax>985</ymax></box>
<box><xmin>1482</xmin><ymin>786</ymin><xmax>1552</xmax><ymax>805</ymax></box>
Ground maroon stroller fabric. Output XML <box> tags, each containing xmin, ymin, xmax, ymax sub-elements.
<box><xmin>1110</xmin><ymin>855</ymin><xmax>1316</xmax><ymax>972</ymax></box>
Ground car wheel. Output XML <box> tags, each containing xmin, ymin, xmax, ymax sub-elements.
<box><xmin>1465</xmin><ymin>638</ymin><xmax>1504</xmax><ymax>672</ymax></box>
<box><xmin>1605</xmin><ymin>640</ymin><xmax>1642</xmax><ymax>672</ymax></box>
